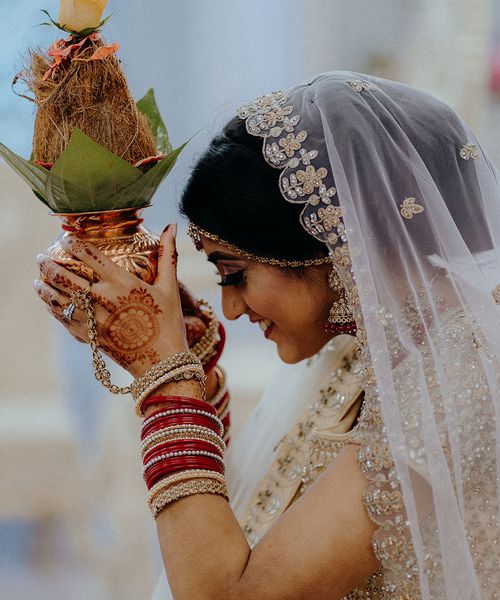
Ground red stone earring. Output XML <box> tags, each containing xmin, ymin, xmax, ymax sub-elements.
<box><xmin>323</xmin><ymin>268</ymin><xmax>357</xmax><ymax>335</ymax></box>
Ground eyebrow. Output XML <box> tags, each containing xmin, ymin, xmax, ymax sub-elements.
<box><xmin>207</xmin><ymin>251</ymin><xmax>244</xmax><ymax>264</ymax></box>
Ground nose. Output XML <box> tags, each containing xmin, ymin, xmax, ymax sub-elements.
<box><xmin>220</xmin><ymin>286</ymin><xmax>247</xmax><ymax>321</ymax></box>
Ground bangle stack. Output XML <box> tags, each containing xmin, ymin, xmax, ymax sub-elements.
<box><xmin>190</xmin><ymin>300</ymin><xmax>226</xmax><ymax>373</ymax></box>
<box><xmin>141</xmin><ymin>397</ymin><xmax>228</xmax><ymax>518</ymax></box>
<box><xmin>206</xmin><ymin>365</ymin><xmax>231</xmax><ymax>445</ymax></box>
<box><xmin>132</xmin><ymin>352</ymin><xmax>206</xmax><ymax>417</ymax></box>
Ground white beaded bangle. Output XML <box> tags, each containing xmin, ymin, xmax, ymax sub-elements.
<box><xmin>142</xmin><ymin>434</ymin><xmax>225</xmax><ymax>458</ymax></box>
<box><xmin>141</xmin><ymin>409</ymin><xmax>223</xmax><ymax>436</ymax></box>
<box><xmin>141</xmin><ymin>429</ymin><xmax>226</xmax><ymax>456</ymax></box>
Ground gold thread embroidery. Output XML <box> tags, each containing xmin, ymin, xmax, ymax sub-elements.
<box><xmin>400</xmin><ymin>197</ymin><xmax>424</xmax><ymax>220</ymax></box>
<box><xmin>348</xmin><ymin>79</ymin><xmax>378</xmax><ymax>93</ymax></box>
<box><xmin>492</xmin><ymin>284</ymin><xmax>500</xmax><ymax>305</ymax></box>
<box><xmin>459</xmin><ymin>143</ymin><xmax>479</xmax><ymax>160</ymax></box>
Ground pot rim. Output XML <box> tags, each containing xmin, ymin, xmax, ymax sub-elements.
<box><xmin>48</xmin><ymin>204</ymin><xmax>151</xmax><ymax>217</ymax></box>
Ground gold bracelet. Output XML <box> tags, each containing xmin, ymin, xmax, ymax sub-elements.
<box><xmin>135</xmin><ymin>364</ymin><xmax>206</xmax><ymax>416</ymax></box>
<box><xmin>141</xmin><ymin>430</ymin><xmax>226</xmax><ymax>457</ymax></box>
<box><xmin>131</xmin><ymin>352</ymin><xmax>201</xmax><ymax>400</ymax></box>
<box><xmin>150</xmin><ymin>479</ymin><xmax>229</xmax><ymax>519</ymax></box>
<box><xmin>148</xmin><ymin>470</ymin><xmax>227</xmax><ymax>504</ymax></box>
<box><xmin>207</xmin><ymin>365</ymin><xmax>227</xmax><ymax>406</ymax></box>
<box><xmin>191</xmin><ymin>300</ymin><xmax>220</xmax><ymax>364</ymax></box>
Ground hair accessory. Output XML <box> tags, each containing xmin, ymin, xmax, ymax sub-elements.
<box><xmin>187</xmin><ymin>223</ymin><xmax>331</xmax><ymax>268</ymax></box>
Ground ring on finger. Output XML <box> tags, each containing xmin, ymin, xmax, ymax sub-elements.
<box><xmin>62</xmin><ymin>302</ymin><xmax>76</xmax><ymax>322</ymax></box>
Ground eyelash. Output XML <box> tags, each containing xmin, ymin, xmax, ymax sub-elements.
<box><xmin>217</xmin><ymin>269</ymin><xmax>246</xmax><ymax>287</ymax></box>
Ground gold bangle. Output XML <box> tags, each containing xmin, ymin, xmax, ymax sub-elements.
<box><xmin>148</xmin><ymin>470</ymin><xmax>227</xmax><ymax>504</ymax></box>
<box><xmin>131</xmin><ymin>352</ymin><xmax>201</xmax><ymax>399</ymax></box>
<box><xmin>141</xmin><ymin>430</ymin><xmax>226</xmax><ymax>457</ymax></box>
<box><xmin>207</xmin><ymin>365</ymin><xmax>227</xmax><ymax>406</ymax></box>
<box><xmin>135</xmin><ymin>364</ymin><xmax>206</xmax><ymax>416</ymax></box>
<box><xmin>150</xmin><ymin>479</ymin><xmax>229</xmax><ymax>519</ymax></box>
<box><xmin>190</xmin><ymin>300</ymin><xmax>220</xmax><ymax>363</ymax></box>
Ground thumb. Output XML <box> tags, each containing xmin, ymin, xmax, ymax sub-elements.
<box><xmin>156</xmin><ymin>223</ymin><xmax>179</xmax><ymax>291</ymax></box>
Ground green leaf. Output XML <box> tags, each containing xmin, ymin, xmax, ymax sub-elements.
<box><xmin>45</xmin><ymin>128</ymin><xmax>143</xmax><ymax>213</ymax></box>
<box><xmin>107</xmin><ymin>142</ymin><xmax>187</xmax><ymax>210</ymax></box>
<box><xmin>136</xmin><ymin>89</ymin><xmax>172</xmax><ymax>155</ymax></box>
<box><xmin>0</xmin><ymin>143</ymin><xmax>51</xmax><ymax>208</ymax></box>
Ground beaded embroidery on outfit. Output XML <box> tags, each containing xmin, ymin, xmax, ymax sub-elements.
<box><xmin>233</xmin><ymin>76</ymin><xmax>500</xmax><ymax>597</ymax></box>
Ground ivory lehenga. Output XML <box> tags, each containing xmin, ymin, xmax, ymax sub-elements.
<box><xmin>154</xmin><ymin>72</ymin><xmax>500</xmax><ymax>599</ymax></box>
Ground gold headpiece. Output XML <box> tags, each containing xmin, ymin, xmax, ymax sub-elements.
<box><xmin>187</xmin><ymin>223</ymin><xmax>331</xmax><ymax>268</ymax></box>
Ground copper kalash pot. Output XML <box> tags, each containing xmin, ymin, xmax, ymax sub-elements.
<box><xmin>46</xmin><ymin>206</ymin><xmax>159</xmax><ymax>283</ymax></box>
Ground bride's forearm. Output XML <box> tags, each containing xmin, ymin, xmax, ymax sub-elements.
<box><xmin>156</xmin><ymin>489</ymin><xmax>250</xmax><ymax>600</ymax></box>
<box><xmin>144</xmin><ymin>380</ymin><xmax>249</xmax><ymax>600</ymax></box>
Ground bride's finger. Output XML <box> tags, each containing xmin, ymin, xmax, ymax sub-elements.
<box><xmin>38</xmin><ymin>254</ymin><xmax>92</xmax><ymax>295</ymax></box>
<box><xmin>61</xmin><ymin>238</ymin><xmax>126</xmax><ymax>285</ymax></box>
<box><xmin>34</xmin><ymin>279</ymin><xmax>109</xmax><ymax>325</ymax></box>
<box><xmin>37</xmin><ymin>255</ymin><xmax>116</xmax><ymax>311</ymax></box>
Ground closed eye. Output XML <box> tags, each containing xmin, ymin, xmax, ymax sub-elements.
<box><xmin>218</xmin><ymin>269</ymin><xmax>246</xmax><ymax>287</ymax></box>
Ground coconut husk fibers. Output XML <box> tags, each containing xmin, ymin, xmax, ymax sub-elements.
<box><xmin>24</xmin><ymin>36</ymin><xmax>157</xmax><ymax>165</ymax></box>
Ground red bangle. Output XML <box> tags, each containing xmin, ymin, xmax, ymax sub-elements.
<box><xmin>141</xmin><ymin>409</ymin><xmax>222</xmax><ymax>437</ymax></box>
<box><xmin>204</xmin><ymin>323</ymin><xmax>226</xmax><ymax>373</ymax></box>
<box><xmin>142</xmin><ymin>415</ymin><xmax>223</xmax><ymax>439</ymax></box>
<box><xmin>141</xmin><ymin>395</ymin><xmax>217</xmax><ymax>414</ymax></box>
<box><xmin>143</xmin><ymin>440</ymin><xmax>223</xmax><ymax>463</ymax></box>
<box><xmin>145</xmin><ymin>458</ymin><xmax>224</xmax><ymax>488</ymax></box>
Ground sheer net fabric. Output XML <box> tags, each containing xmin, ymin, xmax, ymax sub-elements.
<box><xmin>237</xmin><ymin>72</ymin><xmax>500</xmax><ymax>599</ymax></box>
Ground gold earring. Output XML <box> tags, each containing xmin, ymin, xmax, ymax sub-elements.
<box><xmin>324</xmin><ymin>268</ymin><xmax>357</xmax><ymax>335</ymax></box>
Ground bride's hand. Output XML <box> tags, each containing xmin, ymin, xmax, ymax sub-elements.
<box><xmin>34</xmin><ymin>224</ymin><xmax>189</xmax><ymax>378</ymax></box>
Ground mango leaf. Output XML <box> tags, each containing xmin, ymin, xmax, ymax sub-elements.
<box><xmin>136</xmin><ymin>89</ymin><xmax>172</xmax><ymax>155</ymax></box>
<box><xmin>45</xmin><ymin>128</ymin><xmax>143</xmax><ymax>213</ymax></box>
<box><xmin>107</xmin><ymin>142</ymin><xmax>187</xmax><ymax>210</ymax></box>
<box><xmin>0</xmin><ymin>143</ymin><xmax>51</xmax><ymax>208</ymax></box>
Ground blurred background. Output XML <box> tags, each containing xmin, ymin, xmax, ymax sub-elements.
<box><xmin>1</xmin><ymin>1</ymin><xmax>499</xmax><ymax>598</ymax></box>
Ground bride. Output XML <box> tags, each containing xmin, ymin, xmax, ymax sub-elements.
<box><xmin>35</xmin><ymin>71</ymin><xmax>500</xmax><ymax>599</ymax></box>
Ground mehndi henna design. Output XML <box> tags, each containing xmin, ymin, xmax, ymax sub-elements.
<box><xmin>40</xmin><ymin>260</ymin><xmax>80</xmax><ymax>293</ymax></box>
<box><xmin>102</xmin><ymin>287</ymin><xmax>163</xmax><ymax>367</ymax></box>
<box><xmin>69</xmin><ymin>239</ymin><xmax>108</xmax><ymax>268</ymax></box>
<box><xmin>36</xmin><ymin>283</ymin><xmax>63</xmax><ymax>309</ymax></box>
<box><xmin>91</xmin><ymin>292</ymin><xmax>116</xmax><ymax>313</ymax></box>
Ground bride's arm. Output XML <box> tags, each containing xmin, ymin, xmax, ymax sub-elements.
<box><xmin>154</xmin><ymin>436</ymin><xmax>378</xmax><ymax>600</ymax></box>
<box><xmin>35</xmin><ymin>227</ymin><xmax>378</xmax><ymax>600</ymax></box>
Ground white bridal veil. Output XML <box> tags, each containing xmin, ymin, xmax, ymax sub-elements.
<box><xmin>236</xmin><ymin>72</ymin><xmax>500</xmax><ymax>598</ymax></box>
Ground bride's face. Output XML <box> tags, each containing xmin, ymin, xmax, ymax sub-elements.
<box><xmin>201</xmin><ymin>237</ymin><xmax>335</xmax><ymax>363</ymax></box>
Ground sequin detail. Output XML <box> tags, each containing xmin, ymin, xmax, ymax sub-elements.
<box><xmin>350</xmin><ymin>307</ymin><xmax>500</xmax><ymax>597</ymax></box>
<box><xmin>348</xmin><ymin>79</ymin><xmax>378</xmax><ymax>93</ymax></box>
<box><xmin>236</xmin><ymin>90</ymin><xmax>347</xmax><ymax>250</ymax></box>
<box><xmin>240</xmin><ymin>341</ymin><xmax>363</xmax><ymax>548</ymax></box>
<box><xmin>492</xmin><ymin>284</ymin><xmax>500</xmax><ymax>305</ymax></box>
<box><xmin>459</xmin><ymin>143</ymin><xmax>479</xmax><ymax>160</ymax></box>
<box><xmin>400</xmin><ymin>197</ymin><xmax>424</xmax><ymax>220</ymax></box>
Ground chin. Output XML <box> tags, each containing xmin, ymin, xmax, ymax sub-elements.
<box><xmin>276</xmin><ymin>342</ymin><xmax>316</xmax><ymax>364</ymax></box>
<box><xmin>275</xmin><ymin>334</ymin><xmax>334</xmax><ymax>364</ymax></box>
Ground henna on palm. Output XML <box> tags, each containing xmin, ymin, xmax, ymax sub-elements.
<box><xmin>102</xmin><ymin>287</ymin><xmax>162</xmax><ymax>367</ymax></box>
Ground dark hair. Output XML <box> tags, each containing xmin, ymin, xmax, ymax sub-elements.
<box><xmin>179</xmin><ymin>117</ymin><xmax>327</xmax><ymax>262</ymax></box>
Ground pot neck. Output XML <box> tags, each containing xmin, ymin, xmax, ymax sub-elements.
<box><xmin>56</xmin><ymin>207</ymin><xmax>147</xmax><ymax>238</ymax></box>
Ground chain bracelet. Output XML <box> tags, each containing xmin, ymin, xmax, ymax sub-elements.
<box><xmin>71</xmin><ymin>289</ymin><xmax>132</xmax><ymax>395</ymax></box>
